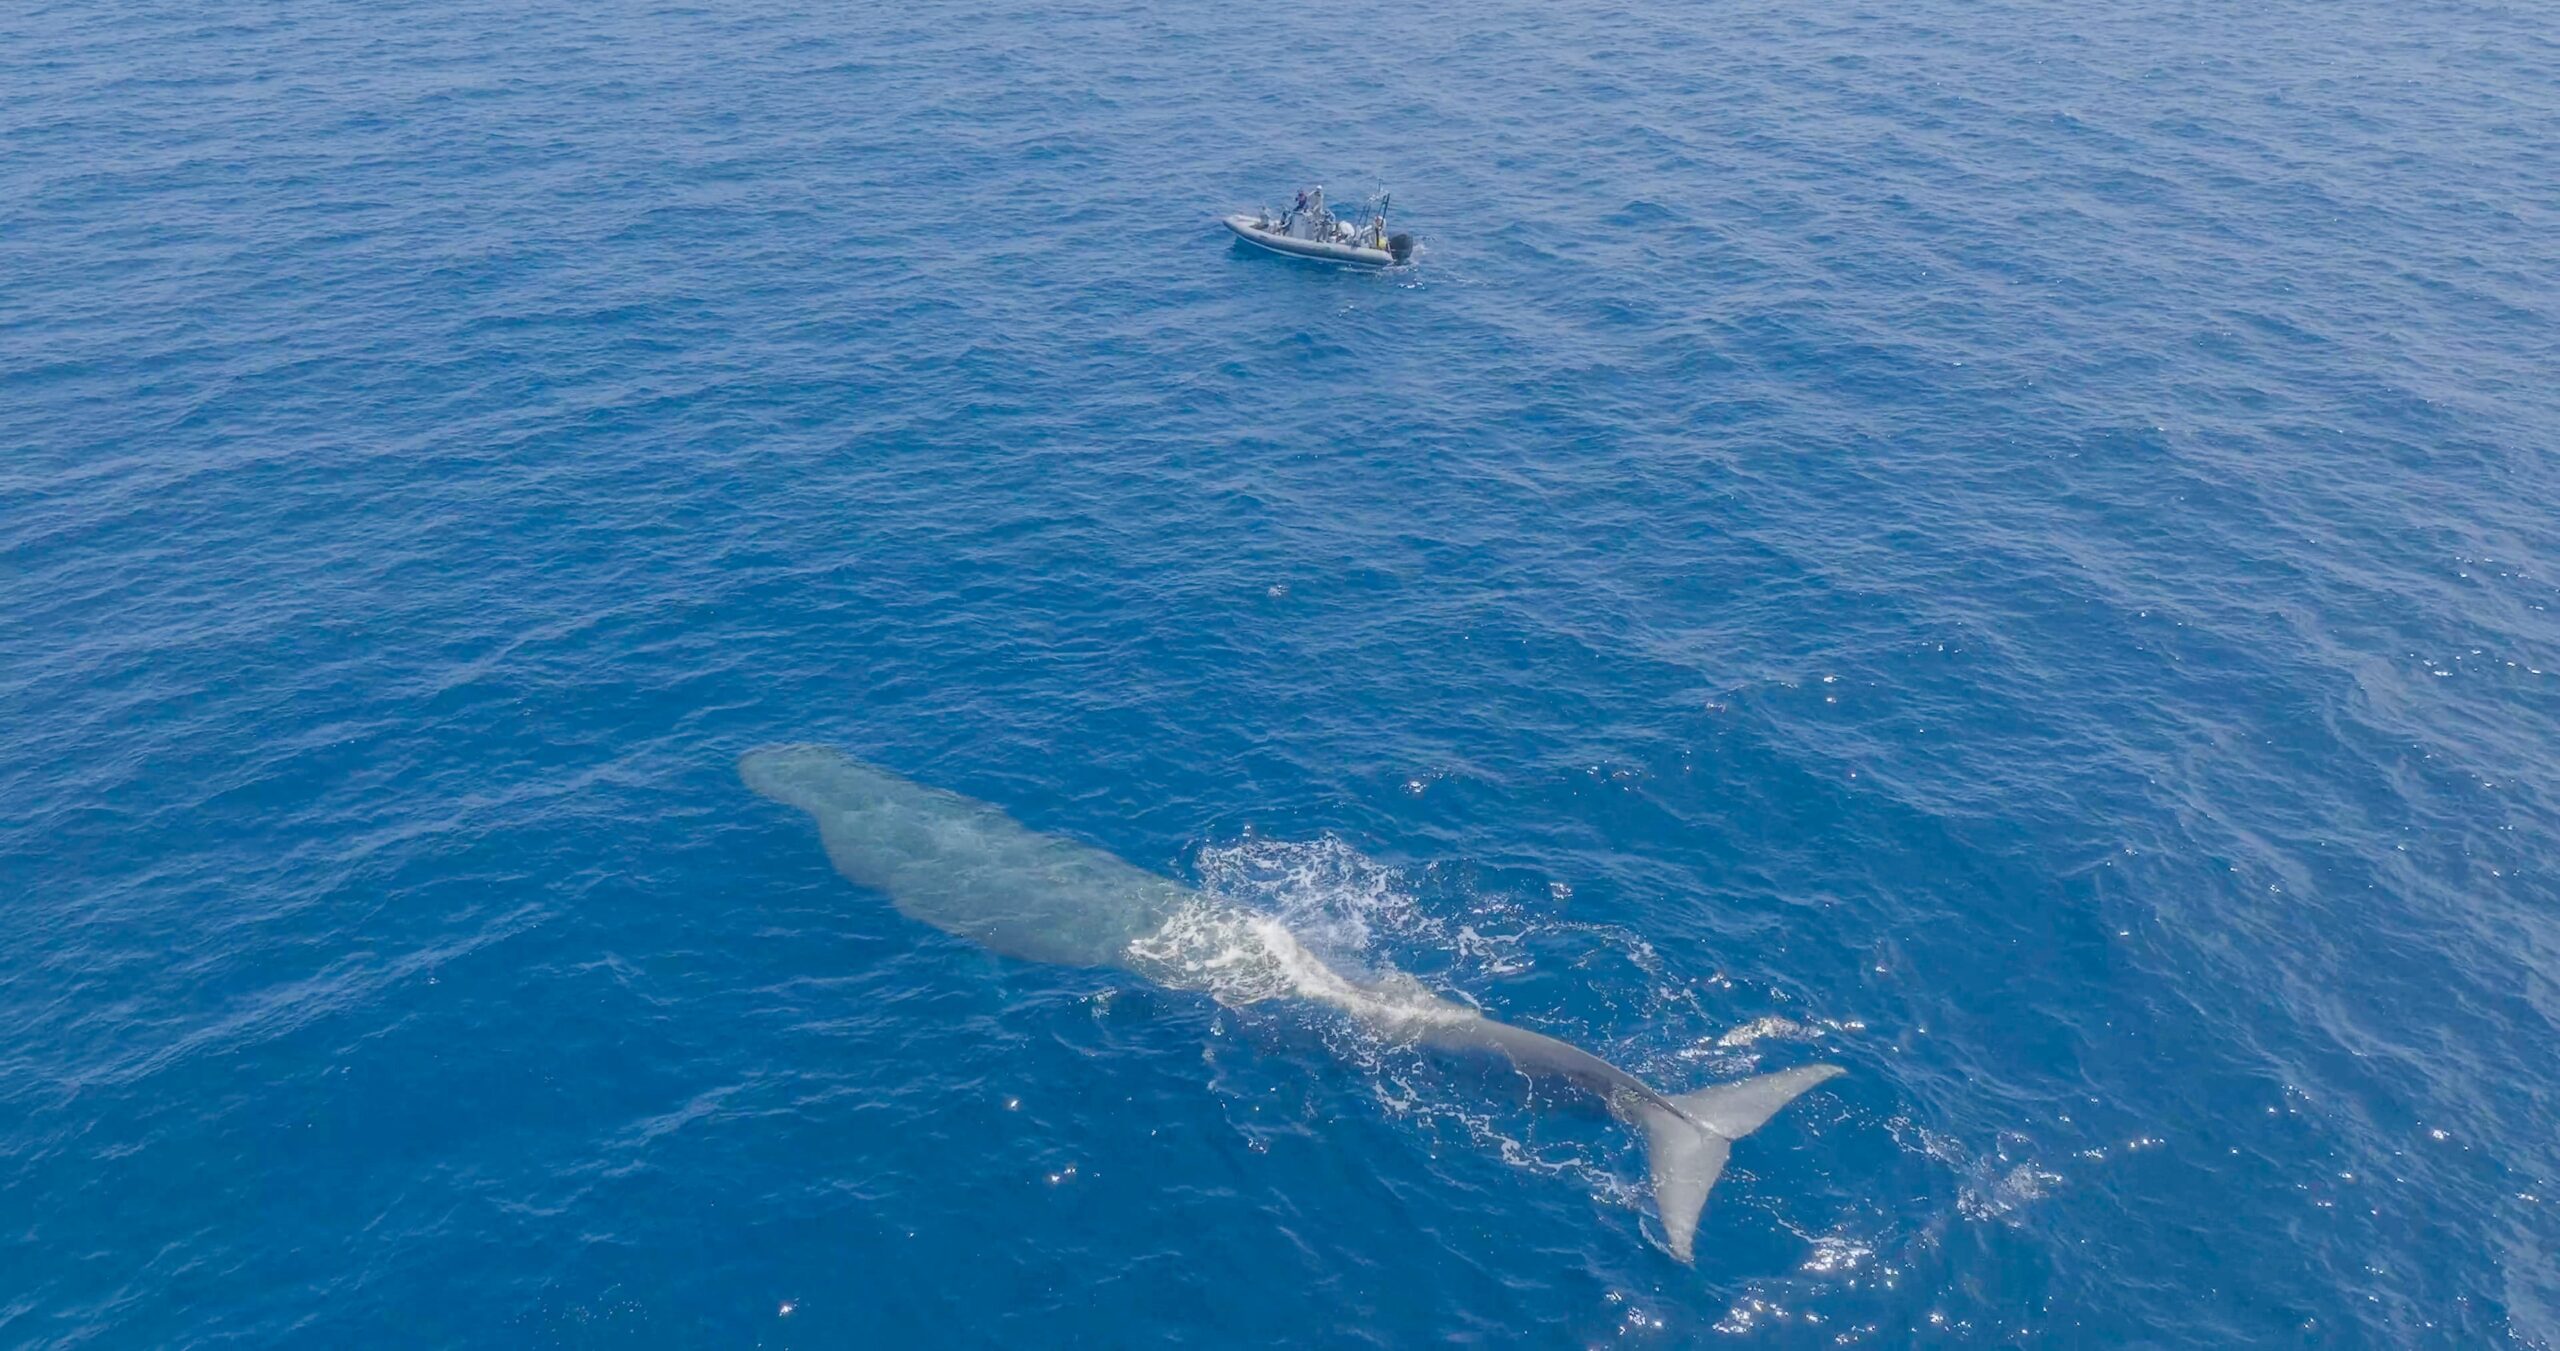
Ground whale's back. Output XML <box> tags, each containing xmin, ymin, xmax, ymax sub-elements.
<box><xmin>740</xmin><ymin>745</ymin><xmax>1187</xmax><ymax>968</ymax></box>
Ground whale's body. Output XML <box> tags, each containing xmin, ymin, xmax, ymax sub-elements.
<box><xmin>740</xmin><ymin>744</ymin><xmax>1840</xmax><ymax>1261</ymax></box>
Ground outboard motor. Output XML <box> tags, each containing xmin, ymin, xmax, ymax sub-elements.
<box><xmin>1388</xmin><ymin>232</ymin><xmax>1415</xmax><ymax>263</ymax></box>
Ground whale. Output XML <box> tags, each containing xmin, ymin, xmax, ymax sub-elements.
<box><xmin>738</xmin><ymin>743</ymin><xmax>1842</xmax><ymax>1262</ymax></box>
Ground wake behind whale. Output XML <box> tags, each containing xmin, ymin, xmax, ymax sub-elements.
<box><xmin>739</xmin><ymin>743</ymin><xmax>1841</xmax><ymax>1262</ymax></box>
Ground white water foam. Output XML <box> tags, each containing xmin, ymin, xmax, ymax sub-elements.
<box><xmin>1124</xmin><ymin>900</ymin><xmax>1371</xmax><ymax>1009</ymax></box>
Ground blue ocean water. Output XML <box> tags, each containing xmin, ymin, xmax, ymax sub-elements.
<box><xmin>5</xmin><ymin>0</ymin><xmax>2557</xmax><ymax>1343</ymax></box>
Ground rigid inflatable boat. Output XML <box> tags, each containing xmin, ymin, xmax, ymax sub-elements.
<box><xmin>1224</xmin><ymin>187</ymin><xmax>1413</xmax><ymax>267</ymax></box>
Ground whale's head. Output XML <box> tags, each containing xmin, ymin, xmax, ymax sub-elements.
<box><xmin>738</xmin><ymin>743</ymin><xmax>896</xmax><ymax>815</ymax></box>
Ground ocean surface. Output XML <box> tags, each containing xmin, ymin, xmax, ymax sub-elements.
<box><xmin>5</xmin><ymin>0</ymin><xmax>2556</xmax><ymax>1344</ymax></box>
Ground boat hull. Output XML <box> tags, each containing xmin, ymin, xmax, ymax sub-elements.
<box><xmin>1222</xmin><ymin>214</ymin><xmax>1397</xmax><ymax>267</ymax></box>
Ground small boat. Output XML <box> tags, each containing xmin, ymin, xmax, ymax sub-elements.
<box><xmin>1224</xmin><ymin>186</ymin><xmax>1414</xmax><ymax>267</ymax></box>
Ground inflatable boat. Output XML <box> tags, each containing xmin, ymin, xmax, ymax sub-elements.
<box><xmin>1224</xmin><ymin>187</ymin><xmax>1414</xmax><ymax>267</ymax></box>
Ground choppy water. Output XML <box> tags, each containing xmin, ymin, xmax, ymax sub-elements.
<box><xmin>5</xmin><ymin>0</ymin><xmax>2557</xmax><ymax>1344</ymax></box>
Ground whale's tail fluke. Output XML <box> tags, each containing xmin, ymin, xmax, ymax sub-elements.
<box><xmin>1633</xmin><ymin>1063</ymin><xmax>1844</xmax><ymax>1262</ymax></box>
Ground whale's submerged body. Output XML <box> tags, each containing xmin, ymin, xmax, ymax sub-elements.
<box><xmin>740</xmin><ymin>744</ymin><xmax>1841</xmax><ymax>1261</ymax></box>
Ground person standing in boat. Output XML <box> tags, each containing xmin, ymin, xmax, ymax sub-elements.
<box><xmin>1303</xmin><ymin>186</ymin><xmax>1327</xmax><ymax>239</ymax></box>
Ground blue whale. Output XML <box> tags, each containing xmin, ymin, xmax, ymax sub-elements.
<box><xmin>740</xmin><ymin>744</ymin><xmax>1841</xmax><ymax>1262</ymax></box>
